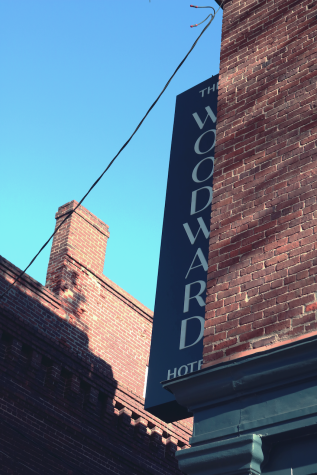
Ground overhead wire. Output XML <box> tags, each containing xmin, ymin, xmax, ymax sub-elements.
<box><xmin>0</xmin><ymin>3</ymin><xmax>223</xmax><ymax>301</ymax></box>
<box><xmin>190</xmin><ymin>5</ymin><xmax>216</xmax><ymax>28</ymax></box>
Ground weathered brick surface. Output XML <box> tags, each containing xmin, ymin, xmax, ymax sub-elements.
<box><xmin>203</xmin><ymin>0</ymin><xmax>317</xmax><ymax>366</ymax></box>
<box><xmin>0</xmin><ymin>201</ymin><xmax>192</xmax><ymax>474</ymax></box>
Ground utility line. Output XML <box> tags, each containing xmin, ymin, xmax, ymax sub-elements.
<box><xmin>0</xmin><ymin>4</ymin><xmax>223</xmax><ymax>301</ymax></box>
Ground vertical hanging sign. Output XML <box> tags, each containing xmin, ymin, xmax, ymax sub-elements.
<box><xmin>145</xmin><ymin>75</ymin><xmax>218</xmax><ymax>422</ymax></box>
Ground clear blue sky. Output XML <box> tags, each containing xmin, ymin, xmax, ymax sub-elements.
<box><xmin>0</xmin><ymin>1</ymin><xmax>223</xmax><ymax>310</ymax></box>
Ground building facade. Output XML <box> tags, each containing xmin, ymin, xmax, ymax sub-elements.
<box><xmin>0</xmin><ymin>200</ymin><xmax>192</xmax><ymax>475</ymax></box>
<box><xmin>165</xmin><ymin>0</ymin><xmax>317</xmax><ymax>473</ymax></box>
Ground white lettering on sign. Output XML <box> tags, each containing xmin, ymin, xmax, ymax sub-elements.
<box><xmin>192</xmin><ymin>106</ymin><xmax>217</xmax><ymax>129</ymax></box>
<box><xmin>190</xmin><ymin>186</ymin><xmax>213</xmax><ymax>216</ymax></box>
<box><xmin>178</xmin><ymin>365</ymin><xmax>189</xmax><ymax>376</ymax></box>
<box><xmin>175</xmin><ymin>89</ymin><xmax>217</xmax><ymax>377</ymax></box>
<box><xmin>167</xmin><ymin>368</ymin><xmax>177</xmax><ymax>380</ymax></box>
<box><xmin>185</xmin><ymin>248</ymin><xmax>208</xmax><ymax>279</ymax></box>
<box><xmin>188</xmin><ymin>361</ymin><xmax>198</xmax><ymax>372</ymax></box>
<box><xmin>194</xmin><ymin>129</ymin><xmax>216</xmax><ymax>155</ymax></box>
<box><xmin>192</xmin><ymin>157</ymin><xmax>214</xmax><ymax>183</ymax></box>
<box><xmin>145</xmin><ymin>80</ymin><xmax>219</xmax><ymax>414</ymax></box>
<box><xmin>183</xmin><ymin>217</ymin><xmax>210</xmax><ymax>245</ymax></box>
<box><xmin>167</xmin><ymin>359</ymin><xmax>204</xmax><ymax>380</ymax></box>
<box><xmin>183</xmin><ymin>280</ymin><xmax>206</xmax><ymax>313</ymax></box>
<box><xmin>199</xmin><ymin>88</ymin><xmax>207</xmax><ymax>98</ymax></box>
<box><xmin>199</xmin><ymin>83</ymin><xmax>218</xmax><ymax>97</ymax></box>
<box><xmin>208</xmin><ymin>84</ymin><xmax>215</xmax><ymax>94</ymax></box>
<box><xmin>179</xmin><ymin>316</ymin><xmax>205</xmax><ymax>350</ymax></box>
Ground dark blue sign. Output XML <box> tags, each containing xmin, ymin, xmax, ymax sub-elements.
<box><xmin>145</xmin><ymin>75</ymin><xmax>219</xmax><ymax>422</ymax></box>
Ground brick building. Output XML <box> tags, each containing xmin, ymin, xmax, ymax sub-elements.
<box><xmin>0</xmin><ymin>200</ymin><xmax>192</xmax><ymax>474</ymax></box>
<box><xmin>164</xmin><ymin>0</ymin><xmax>317</xmax><ymax>473</ymax></box>
<box><xmin>3</xmin><ymin>0</ymin><xmax>317</xmax><ymax>471</ymax></box>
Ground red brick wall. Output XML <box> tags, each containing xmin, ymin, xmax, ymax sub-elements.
<box><xmin>203</xmin><ymin>0</ymin><xmax>317</xmax><ymax>367</ymax></box>
<box><xmin>0</xmin><ymin>201</ymin><xmax>192</xmax><ymax>474</ymax></box>
<box><xmin>43</xmin><ymin>201</ymin><xmax>153</xmax><ymax>396</ymax></box>
<box><xmin>46</xmin><ymin>200</ymin><xmax>110</xmax><ymax>286</ymax></box>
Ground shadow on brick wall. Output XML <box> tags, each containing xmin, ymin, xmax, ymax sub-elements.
<box><xmin>0</xmin><ymin>266</ymin><xmax>183</xmax><ymax>475</ymax></box>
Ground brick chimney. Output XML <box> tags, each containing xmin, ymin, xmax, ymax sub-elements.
<box><xmin>43</xmin><ymin>200</ymin><xmax>153</xmax><ymax>397</ymax></box>
<box><xmin>46</xmin><ymin>200</ymin><xmax>110</xmax><ymax>295</ymax></box>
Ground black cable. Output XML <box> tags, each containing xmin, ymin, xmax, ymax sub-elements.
<box><xmin>190</xmin><ymin>5</ymin><xmax>216</xmax><ymax>28</ymax></box>
<box><xmin>0</xmin><ymin>4</ymin><xmax>222</xmax><ymax>301</ymax></box>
